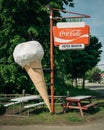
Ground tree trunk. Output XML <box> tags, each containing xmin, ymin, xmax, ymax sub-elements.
<box><xmin>75</xmin><ymin>78</ymin><xmax>78</xmax><ymax>88</ymax></box>
<box><xmin>82</xmin><ymin>75</ymin><xmax>85</xmax><ymax>90</ymax></box>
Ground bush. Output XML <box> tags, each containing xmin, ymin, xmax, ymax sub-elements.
<box><xmin>0</xmin><ymin>104</ymin><xmax>6</xmax><ymax>115</ymax></box>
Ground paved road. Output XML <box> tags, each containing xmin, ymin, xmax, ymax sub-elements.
<box><xmin>0</xmin><ymin>120</ymin><xmax>104</xmax><ymax>130</ymax></box>
<box><xmin>86</xmin><ymin>83</ymin><xmax>104</xmax><ymax>96</ymax></box>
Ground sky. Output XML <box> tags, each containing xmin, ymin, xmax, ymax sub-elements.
<box><xmin>64</xmin><ymin>0</ymin><xmax>104</xmax><ymax>70</ymax></box>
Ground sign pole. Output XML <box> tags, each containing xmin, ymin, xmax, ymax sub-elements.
<box><xmin>50</xmin><ymin>8</ymin><xmax>54</xmax><ymax>113</ymax></box>
<box><xmin>49</xmin><ymin>8</ymin><xmax>90</xmax><ymax>113</ymax></box>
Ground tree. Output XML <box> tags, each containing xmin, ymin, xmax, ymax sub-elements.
<box><xmin>0</xmin><ymin>0</ymin><xmax>74</xmax><ymax>94</ymax></box>
<box><xmin>92</xmin><ymin>73</ymin><xmax>101</xmax><ymax>83</ymax></box>
<box><xmin>86</xmin><ymin>67</ymin><xmax>101</xmax><ymax>83</ymax></box>
<box><xmin>65</xmin><ymin>36</ymin><xmax>102</xmax><ymax>89</ymax></box>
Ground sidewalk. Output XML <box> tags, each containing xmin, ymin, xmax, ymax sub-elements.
<box><xmin>0</xmin><ymin>119</ymin><xmax>104</xmax><ymax>130</ymax></box>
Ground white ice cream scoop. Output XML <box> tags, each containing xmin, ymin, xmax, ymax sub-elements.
<box><xmin>13</xmin><ymin>41</ymin><xmax>44</xmax><ymax>67</ymax></box>
<box><xmin>13</xmin><ymin>41</ymin><xmax>51</xmax><ymax>112</ymax></box>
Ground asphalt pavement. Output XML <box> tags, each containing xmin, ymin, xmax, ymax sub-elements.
<box><xmin>86</xmin><ymin>83</ymin><xmax>104</xmax><ymax>96</ymax></box>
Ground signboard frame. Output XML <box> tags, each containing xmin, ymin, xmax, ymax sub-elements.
<box><xmin>53</xmin><ymin>23</ymin><xmax>90</xmax><ymax>48</ymax></box>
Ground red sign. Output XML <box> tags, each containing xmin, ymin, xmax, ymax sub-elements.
<box><xmin>53</xmin><ymin>25</ymin><xmax>90</xmax><ymax>46</ymax></box>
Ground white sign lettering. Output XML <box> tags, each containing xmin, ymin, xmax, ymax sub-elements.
<box><xmin>59</xmin><ymin>29</ymin><xmax>81</xmax><ymax>37</ymax></box>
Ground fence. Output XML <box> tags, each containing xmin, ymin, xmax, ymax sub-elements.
<box><xmin>0</xmin><ymin>94</ymin><xmax>66</xmax><ymax>104</ymax></box>
<box><xmin>0</xmin><ymin>94</ymin><xmax>30</xmax><ymax>103</ymax></box>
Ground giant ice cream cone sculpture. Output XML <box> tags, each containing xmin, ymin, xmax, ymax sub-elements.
<box><xmin>13</xmin><ymin>41</ymin><xmax>51</xmax><ymax>112</ymax></box>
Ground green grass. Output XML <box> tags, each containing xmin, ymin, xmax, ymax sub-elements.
<box><xmin>0</xmin><ymin>101</ymin><xmax>104</xmax><ymax>126</ymax></box>
<box><xmin>67</xmin><ymin>85</ymin><xmax>101</xmax><ymax>97</ymax></box>
<box><xmin>0</xmin><ymin>87</ymin><xmax>104</xmax><ymax>126</ymax></box>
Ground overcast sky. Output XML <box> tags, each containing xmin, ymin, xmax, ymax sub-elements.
<box><xmin>65</xmin><ymin>0</ymin><xmax>104</xmax><ymax>70</ymax></box>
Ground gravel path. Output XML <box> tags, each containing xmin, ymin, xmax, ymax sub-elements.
<box><xmin>0</xmin><ymin>119</ymin><xmax>104</xmax><ymax>130</ymax></box>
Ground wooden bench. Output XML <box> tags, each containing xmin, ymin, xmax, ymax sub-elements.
<box><xmin>24</xmin><ymin>102</ymin><xmax>45</xmax><ymax>116</ymax></box>
<box><xmin>4</xmin><ymin>101</ymin><xmax>21</xmax><ymax>116</ymax></box>
<box><xmin>4</xmin><ymin>101</ymin><xmax>20</xmax><ymax>107</ymax></box>
<box><xmin>83</xmin><ymin>102</ymin><xmax>97</xmax><ymax>110</ymax></box>
<box><xmin>62</xmin><ymin>102</ymin><xmax>97</xmax><ymax>115</ymax></box>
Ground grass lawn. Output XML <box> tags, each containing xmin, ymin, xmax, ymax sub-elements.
<box><xmin>0</xmin><ymin>101</ymin><xmax>104</xmax><ymax>126</ymax></box>
<box><xmin>0</xmin><ymin>87</ymin><xmax>104</xmax><ymax>126</ymax></box>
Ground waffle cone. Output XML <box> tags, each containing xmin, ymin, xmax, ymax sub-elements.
<box><xmin>24</xmin><ymin>61</ymin><xmax>51</xmax><ymax>112</ymax></box>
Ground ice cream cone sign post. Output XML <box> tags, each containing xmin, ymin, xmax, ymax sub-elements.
<box><xmin>13</xmin><ymin>41</ymin><xmax>51</xmax><ymax>112</ymax></box>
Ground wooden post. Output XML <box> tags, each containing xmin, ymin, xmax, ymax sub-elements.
<box><xmin>50</xmin><ymin>9</ymin><xmax>54</xmax><ymax>113</ymax></box>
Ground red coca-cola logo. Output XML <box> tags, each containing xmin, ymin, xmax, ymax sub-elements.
<box><xmin>53</xmin><ymin>25</ymin><xmax>90</xmax><ymax>46</ymax></box>
<box><xmin>59</xmin><ymin>29</ymin><xmax>81</xmax><ymax>37</ymax></box>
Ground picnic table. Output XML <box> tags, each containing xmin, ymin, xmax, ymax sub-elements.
<box><xmin>10</xmin><ymin>95</ymin><xmax>40</xmax><ymax>102</ymax></box>
<box><xmin>62</xmin><ymin>95</ymin><xmax>97</xmax><ymax>116</ymax></box>
<box><xmin>4</xmin><ymin>95</ymin><xmax>41</xmax><ymax>116</ymax></box>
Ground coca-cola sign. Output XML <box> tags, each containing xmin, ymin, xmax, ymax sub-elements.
<box><xmin>53</xmin><ymin>25</ymin><xmax>90</xmax><ymax>46</ymax></box>
<box><xmin>59</xmin><ymin>29</ymin><xmax>81</xmax><ymax>37</ymax></box>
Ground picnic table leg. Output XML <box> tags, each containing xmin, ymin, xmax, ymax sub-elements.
<box><xmin>62</xmin><ymin>102</ymin><xmax>69</xmax><ymax>113</ymax></box>
<box><xmin>20</xmin><ymin>102</ymin><xmax>24</xmax><ymax>115</ymax></box>
<box><xmin>89</xmin><ymin>98</ymin><xmax>92</xmax><ymax>103</ymax></box>
<box><xmin>13</xmin><ymin>104</ymin><xmax>15</xmax><ymax>114</ymax></box>
<box><xmin>27</xmin><ymin>108</ymin><xmax>30</xmax><ymax>117</ymax></box>
<box><xmin>63</xmin><ymin>106</ymin><xmax>66</xmax><ymax>113</ymax></box>
<box><xmin>77</xmin><ymin>101</ymin><xmax>84</xmax><ymax>117</ymax></box>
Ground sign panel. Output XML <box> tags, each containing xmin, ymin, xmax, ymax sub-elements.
<box><xmin>57</xmin><ymin>22</ymin><xmax>86</xmax><ymax>28</ymax></box>
<box><xmin>59</xmin><ymin>44</ymin><xmax>85</xmax><ymax>50</ymax></box>
<box><xmin>53</xmin><ymin>25</ymin><xmax>90</xmax><ymax>46</ymax></box>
